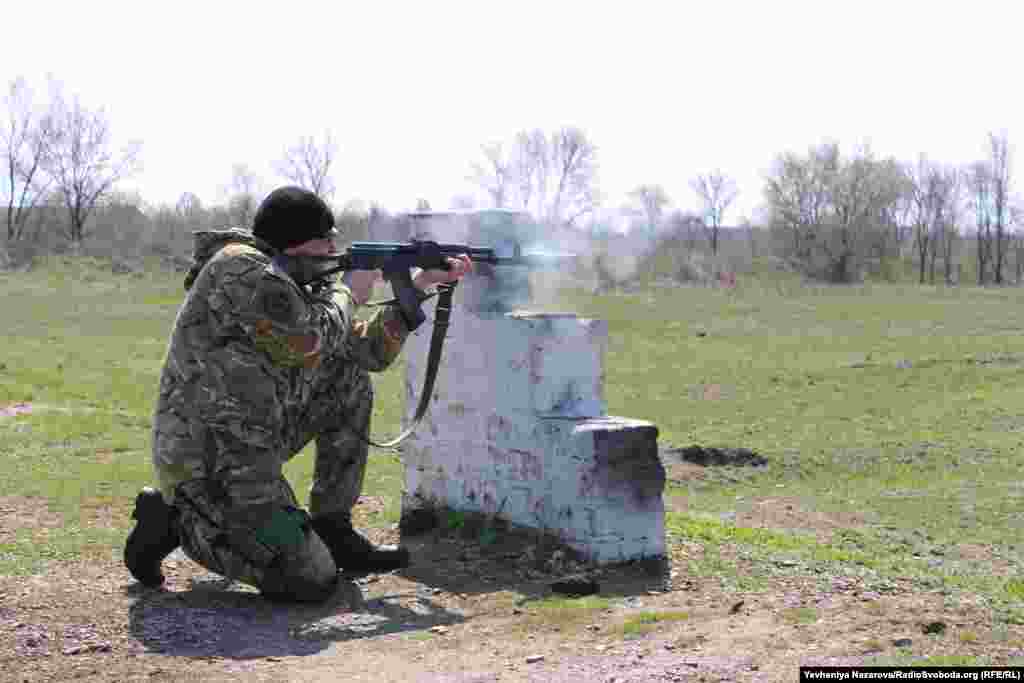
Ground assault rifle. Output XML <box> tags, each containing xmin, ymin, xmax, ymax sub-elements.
<box><xmin>273</xmin><ymin>239</ymin><xmax>576</xmax><ymax>331</ymax></box>
<box><xmin>272</xmin><ymin>239</ymin><xmax>576</xmax><ymax>449</ymax></box>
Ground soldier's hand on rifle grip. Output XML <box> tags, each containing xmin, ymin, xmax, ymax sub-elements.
<box><xmin>413</xmin><ymin>254</ymin><xmax>474</xmax><ymax>290</ymax></box>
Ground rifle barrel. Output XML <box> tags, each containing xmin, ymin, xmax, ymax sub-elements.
<box><xmin>487</xmin><ymin>252</ymin><xmax>578</xmax><ymax>267</ymax></box>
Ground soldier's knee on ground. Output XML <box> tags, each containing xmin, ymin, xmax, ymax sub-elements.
<box><xmin>259</xmin><ymin>528</ymin><xmax>339</xmax><ymax>603</ymax></box>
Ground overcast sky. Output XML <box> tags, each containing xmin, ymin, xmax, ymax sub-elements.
<box><xmin>3</xmin><ymin>1</ymin><xmax>1020</xmax><ymax>223</ymax></box>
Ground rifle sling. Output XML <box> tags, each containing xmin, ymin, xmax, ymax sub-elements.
<box><xmin>348</xmin><ymin>280</ymin><xmax>457</xmax><ymax>450</ymax></box>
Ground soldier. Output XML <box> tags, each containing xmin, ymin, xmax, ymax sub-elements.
<box><xmin>124</xmin><ymin>186</ymin><xmax>473</xmax><ymax>602</ymax></box>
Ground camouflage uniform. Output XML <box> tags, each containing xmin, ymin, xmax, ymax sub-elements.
<box><xmin>151</xmin><ymin>228</ymin><xmax>410</xmax><ymax>600</ymax></box>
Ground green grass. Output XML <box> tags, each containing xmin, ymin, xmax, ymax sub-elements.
<box><xmin>620</xmin><ymin>610</ymin><xmax>689</xmax><ymax>638</ymax></box>
<box><xmin>527</xmin><ymin>595</ymin><xmax>612</xmax><ymax>612</ymax></box>
<box><xmin>780</xmin><ymin>607</ymin><xmax>818</xmax><ymax>625</ymax></box>
<box><xmin>405</xmin><ymin>631</ymin><xmax>434</xmax><ymax>642</ymax></box>
<box><xmin>548</xmin><ymin>278</ymin><xmax>1024</xmax><ymax>618</ymax></box>
<box><xmin>1005</xmin><ymin>579</ymin><xmax>1024</xmax><ymax>600</ymax></box>
<box><xmin>2</xmin><ymin>255</ymin><xmax>1024</xmax><ymax>632</ymax></box>
<box><xmin>512</xmin><ymin>594</ymin><xmax>613</xmax><ymax>634</ymax></box>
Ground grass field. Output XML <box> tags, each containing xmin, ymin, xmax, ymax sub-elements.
<box><xmin>2</xmin><ymin>255</ymin><xmax>1024</xmax><ymax>666</ymax></box>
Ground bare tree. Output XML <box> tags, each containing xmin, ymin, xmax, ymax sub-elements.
<box><xmin>627</xmin><ymin>184</ymin><xmax>670</xmax><ymax>239</ymax></box>
<box><xmin>1013</xmin><ymin>202</ymin><xmax>1024</xmax><ymax>283</ymax></box>
<box><xmin>764</xmin><ymin>142</ymin><xmax>905</xmax><ymax>283</ymax></box>
<box><xmin>864</xmin><ymin>184</ymin><xmax>910</xmax><ymax>280</ymax></box>
<box><xmin>906</xmin><ymin>155</ymin><xmax>931</xmax><ymax>283</ymax></box>
<box><xmin>828</xmin><ymin>147</ymin><xmax>905</xmax><ymax>283</ymax></box>
<box><xmin>905</xmin><ymin>155</ymin><xmax>958</xmax><ymax>284</ymax></box>
<box><xmin>469</xmin><ymin>127</ymin><xmax>600</xmax><ymax>228</ymax></box>
<box><xmin>941</xmin><ymin>169</ymin><xmax>964</xmax><ymax>285</ymax></box>
<box><xmin>2</xmin><ymin>77</ymin><xmax>54</xmax><ymax>242</ymax></box>
<box><xmin>967</xmin><ymin>160</ymin><xmax>993</xmax><ymax>284</ymax></box>
<box><xmin>690</xmin><ymin>169</ymin><xmax>738</xmax><ymax>255</ymax></box>
<box><xmin>962</xmin><ymin>133</ymin><xmax>1015</xmax><ymax>285</ymax></box>
<box><xmin>42</xmin><ymin>82</ymin><xmax>141</xmax><ymax>243</ymax></box>
<box><xmin>513</xmin><ymin>129</ymin><xmax>547</xmax><ymax>214</ymax></box>
<box><xmin>273</xmin><ymin>131</ymin><xmax>338</xmax><ymax>200</ymax></box>
<box><xmin>547</xmin><ymin>127</ymin><xmax>600</xmax><ymax>227</ymax></box>
<box><xmin>927</xmin><ymin>165</ymin><xmax>961</xmax><ymax>284</ymax></box>
<box><xmin>764</xmin><ymin>146</ymin><xmax>836</xmax><ymax>265</ymax></box>
<box><xmin>226</xmin><ymin>164</ymin><xmax>263</xmax><ymax>228</ymax></box>
<box><xmin>469</xmin><ymin>142</ymin><xmax>512</xmax><ymax>208</ymax></box>
<box><xmin>987</xmin><ymin>131</ymin><xmax>1012</xmax><ymax>284</ymax></box>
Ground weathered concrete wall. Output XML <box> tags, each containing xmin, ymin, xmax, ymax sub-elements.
<box><xmin>398</xmin><ymin>212</ymin><xmax>665</xmax><ymax>563</ymax></box>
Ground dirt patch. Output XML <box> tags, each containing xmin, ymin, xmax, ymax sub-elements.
<box><xmin>0</xmin><ymin>495</ymin><xmax>132</xmax><ymax>547</ymax></box>
<box><xmin>78</xmin><ymin>496</ymin><xmax>133</xmax><ymax>531</ymax></box>
<box><xmin>0</xmin><ymin>496</ymin><xmax>65</xmax><ymax>544</ymax></box>
<box><xmin>955</xmin><ymin>542</ymin><xmax>1002</xmax><ymax>563</ymax></box>
<box><xmin>662</xmin><ymin>461</ymin><xmax>712</xmax><ymax>486</ymax></box>
<box><xmin>733</xmin><ymin>496</ymin><xmax>871</xmax><ymax>544</ymax></box>
<box><xmin>92</xmin><ymin>449</ymin><xmax>120</xmax><ymax>465</ymax></box>
<box><xmin>0</xmin><ymin>402</ymin><xmax>34</xmax><ymax>418</ymax></box>
<box><xmin>945</xmin><ymin>542</ymin><xmax>1018</xmax><ymax>577</ymax></box>
<box><xmin>350</xmin><ymin>495</ymin><xmax>389</xmax><ymax>528</ymax></box>
<box><xmin>354</xmin><ymin>495</ymin><xmax>388</xmax><ymax>516</ymax></box>
<box><xmin>2</xmin><ymin>512</ymin><xmax>1022</xmax><ymax>682</ymax></box>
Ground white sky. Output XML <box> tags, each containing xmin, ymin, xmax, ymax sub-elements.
<box><xmin>3</xmin><ymin>1</ymin><xmax>1021</xmax><ymax>223</ymax></box>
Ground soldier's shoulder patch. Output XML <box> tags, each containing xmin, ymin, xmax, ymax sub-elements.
<box><xmin>220</xmin><ymin>243</ymin><xmax>258</xmax><ymax>258</ymax></box>
<box><xmin>261</xmin><ymin>288</ymin><xmax>294</xmax><ymax>323</ymax></box>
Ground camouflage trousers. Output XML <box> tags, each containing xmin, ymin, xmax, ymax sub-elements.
<box><xmin>170</xmin><ymin>359</ymin><xmax>374</xmax><ymax>602</ymax></box>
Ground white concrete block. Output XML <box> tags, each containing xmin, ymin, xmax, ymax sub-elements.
<box><xmin>397</xmin><ymin>211</ymin><xmax>665</xmax><ymax>564</ymax></box>
<box><xmin>405</xmin><ymin>311</ymin><xmax>607</xmax><ymax>421</ymax></box>
<box><xmin>401</xmin><ymin>309</ymin><xmax>665</xmax><ymax>562</ymax></box>
<box><xmin>401</xmin><ymin>414</ymin><xmax>664</xmax><ymax>562</ymax></box>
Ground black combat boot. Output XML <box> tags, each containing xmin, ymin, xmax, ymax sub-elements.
<box><xmin>124</xmin><ymin>487</ymin><xmax>180</xmax><ymax>587</ymax></box>
<box><xmin>311</xmin><ymin>514</ymin><xmax>410</xmax><ymax>573</ymax></box>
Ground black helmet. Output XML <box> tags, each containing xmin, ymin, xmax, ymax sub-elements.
<box><xmin>252</xmin><ymin>186</ymin><xmax>337</xmax><ymax>252</ymax></box>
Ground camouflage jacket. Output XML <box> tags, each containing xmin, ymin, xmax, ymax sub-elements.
<box><xmin>151</xmin><ymin>228</ymin><xmax>410</xmax><ymax>513</ymax></box>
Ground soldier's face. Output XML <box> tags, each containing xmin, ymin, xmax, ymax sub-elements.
<box><xmin>284</xmin><ymin>236</ymin><xmax>337</xmax><ymax>257</ymax></box>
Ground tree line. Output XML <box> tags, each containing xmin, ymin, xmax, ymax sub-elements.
<box><xmin>2</xmin><ymin>75</ymin><xmax>1019</xmax><ymax>286</ymax></box>
<box><xmin>763</xmin><ymin>137</ymin><xmax>1018</xmax><ymax>285</ymax></box>
<box><xmin>464</xmin><ymin>128</ymin><xmax>1020</xmax><ymax>286</ymax></box>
